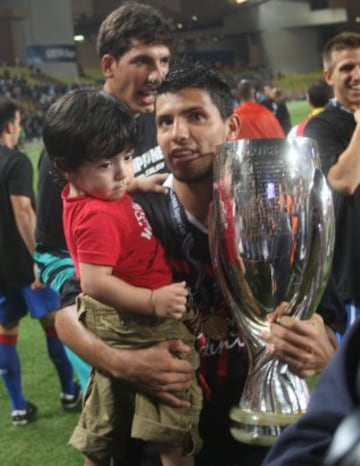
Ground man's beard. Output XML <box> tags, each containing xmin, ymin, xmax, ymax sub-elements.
<box><xmin>173</xmin><ymin>165</ymin><xmax>213</xmax><ymax>184</ymax></box>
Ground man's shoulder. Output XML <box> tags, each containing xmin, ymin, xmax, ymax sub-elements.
<box><xmin>0</xmin><ymin>145</ymin><xmax>30</xmax><ymax>170</ymax></box>
<box><xmin>305</xmin><ymin>105</ymin><xmax>337</xmax><ymax>132</ymax></box>
<box><xmin>305</xmin><ymin>104</ymin><xmax>354</xmax><ymax>138</ymax></box>
<box><xmin>131</xmin><ymin>191</ymin><xmax>170</xmax><ymax>221</ymax></box>
<box><xmin>131</xmin><ymin>191</ymin><xmax>187</xmax><ymax>255</ymax></box>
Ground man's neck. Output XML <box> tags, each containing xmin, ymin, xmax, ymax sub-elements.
<box><xmin>173</xmin><ymin>177</ymin><xmax>213</xmax><ymax>228</ymax></box>
<box><xmin>102</xmin><ymin>83</ymin><xmax>140</xmax><ymax>118</ymax></box>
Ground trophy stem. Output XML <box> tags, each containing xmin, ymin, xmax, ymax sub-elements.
<box><xmin>229</xmin><ymin>348</ymin><xmax>310</xmax><ymax>446</ymax></box>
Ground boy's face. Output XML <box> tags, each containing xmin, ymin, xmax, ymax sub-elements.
<box><xmin>68</xmin><ymin>152</ymin><xmax>134</xmax><ymax>200</ymax></box>
<box><xmin>156</xmin><ymin>87</ymin><xmax>239</xmax><ymax>183</ymax></box>
<box><xmin>102</xmin><ymin>40</ymin><xmax>171</xmax><ymax>117</ymax></box>
<box><xmin>324</xmin><ymin>47</ymin><xmax>360</xmax><ymax>109</ymax></box>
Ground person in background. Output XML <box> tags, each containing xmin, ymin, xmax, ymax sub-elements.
<box><xmin>55</xmin><ymin>63</ymin><xmax>346</xmax><ymax>466</ymax></box>
<box><xmin>34</xmin><ymin>1</ymin><xmax>173</xmax><ymax>392</ymax></box>
<box><xmin>288</xmin><ymin>79</ymin><xmax>333</xmax><ymax>138</ymax></box>
<box><xmin>261</xmin><ymin>84</ymin><xmax>292</xmax><ymax>134</ymax></box>
<box><xmin>0</xmin><ymin>97</ymin><xmax>79</xmax><ymax>426</ymax></box>
<box><xmin>304</xmin><ymin>31</ymin><xmax>360</xmax><ymax>331</ymax></box>
<box><xmin>233</xmin><ymin>79</ymin><xmax>284</xmax><ymax>139</ymax></box>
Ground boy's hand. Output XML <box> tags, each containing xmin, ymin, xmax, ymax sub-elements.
<box><xmin>128</xmin><ymin>173</ymin><xmax>169</xmax><ymax>194</ymax></box>
<box><xmin>152</xmin><ymin>282</ymin><xmax>188</xmax><ymax>319</ymax></box>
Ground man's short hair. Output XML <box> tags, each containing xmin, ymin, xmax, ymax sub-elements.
<box><xmin>157</xmin><ymin>63</ymin><xmax>234</xmax><ymax>120</ymax></box>
<box><xmin>0</xmin><ymin>97</ymin><xmax>20</xmax><ymax>134</ymax></box>
<box><xmin>323</xmin><ymin>31</ymin><xmax>360</xmax><ymax>71</ymax></box>
<box><xmin>307</xmin><ymin>80</ymin><xmax>333</xmax><ymax>108</ymax></box>
<box><xmin>43</xmin><ymin>90</ymin><xmax>137</xmax><ymax>174</ymax></box>
<box><xmin>238</xmin><ymin>79</ymin><xmax>256</xmax><ymax>101</ymax></box>
<box><xmin>96</xmin><ymin>2</ymin><xmax>173</xmax><ymax>60</ymax></box>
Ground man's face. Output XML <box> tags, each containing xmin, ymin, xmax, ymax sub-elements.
<box><xmin>324</xmin><ymin>47</ymin><xmax>360</xmax><ymax>109</ymax></box>
<box><xmin>10</xmin><ymin>110</ymin><xmax>21</xmax><ymax>148</ymax></box>
<box><xmin>263</xmin><ymin>85</ymin><xmax>274</xmax><ymax>99</ymax></box>
<box><xmin>156</xmin><ymin>88</ymin><xmax>238</xmax><ymax>183</ymax></box>
<box><xmin>102</xmin><ymin>40</ymin><xmax>171</xmax><ymax>116</ymax></box>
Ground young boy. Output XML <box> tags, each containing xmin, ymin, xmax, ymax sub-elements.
<box><xmin>43</xmin><ymin>89</ymin><xmax>202</xmax><ymax>466</ymax></box>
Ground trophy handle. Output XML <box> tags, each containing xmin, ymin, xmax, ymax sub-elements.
<box><xmin>290</xmin><ymin>169</ymin><xmax>335</xmax><ymax>321</ymax></box>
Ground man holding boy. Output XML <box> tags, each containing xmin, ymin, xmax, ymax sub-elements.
<box><xmin>56</xmin><ymin>64</ymin><xmax>345</xmax><ymax>466</ymax></box>
<box><xmin>34</xmin><ymin>2</ymin><xmax>173</xmax><ymax>390</ymax></box>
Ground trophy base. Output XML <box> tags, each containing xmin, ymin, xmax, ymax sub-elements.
<box><xmin>229</xmin><ymin>406</ymin><xmax>304</xmax><ymax>447</ymax></box>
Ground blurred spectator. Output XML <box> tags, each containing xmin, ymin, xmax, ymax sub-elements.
<box><xmin>261</xmin><ymin>84</ymin><xmax>292</xmax><ymax>134</ymax></box>
<box><xmin>288</xmin><ymin>80</ymin><xmax>333</xmax><ymax>138</ymax></box>
<box><xmin>0</xmin><ymin>68</ymin><xmax>95</xmax><ymax>142</ymax></box>
<box><xmin>233</xmin><ymin>79</ymin><xmax>285</xmax><ymax>139</ymax></box>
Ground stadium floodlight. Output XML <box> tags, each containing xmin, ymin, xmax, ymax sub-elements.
<box><xmin>74</xmin><ymin>35</ymin><xmax>85</xmax><ymax>42</ymax></box>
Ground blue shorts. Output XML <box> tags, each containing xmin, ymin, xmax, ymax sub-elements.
<box><xmin>0</xmin><ymin>286</ymin><xmax>60</xmax><ymax>324</ymax></box>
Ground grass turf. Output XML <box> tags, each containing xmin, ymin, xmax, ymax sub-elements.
<box><xmin>0</xmin><ymin>318</ymin><xmax>82</xmax><ymax>465</ymax></box>
<box><xmin>0</xmin><ymin>99</ymin><xmax>313</xmax><ymax>464</ymax></box>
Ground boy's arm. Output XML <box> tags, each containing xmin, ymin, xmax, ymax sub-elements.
<box><xmin>55</xmin><ymin>304</ymin><xmax>192</xmax><ymax>407</ymax></box>
<box><xmin>79</xmin><ymin>262</ymin><xmax>187</xmax><ymax>319</ymax></box>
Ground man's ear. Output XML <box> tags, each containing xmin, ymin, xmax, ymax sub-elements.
<box><xmin>101</xmin><ymin>54</ymin><xmax>115</xmax><ymax>78</ymax></box>
<box><xmin>227</xmin><ymin>113</ymin><xmax>240</xmax><ymax>141</ymax></box>
<box><xmin>323</xmin><ymin>68</ymin><xmax>333</xmax><ymax>87</ymax></box>
<box><xmin>4</xmin><ymin>120</ymin><xmax>13</xmax><ymax>135</ymax></box>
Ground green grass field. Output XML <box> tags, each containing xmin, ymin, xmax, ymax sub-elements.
<box><xmin>0</xmin><ymin>100</ymin><xmax>312</xmax><ymax>465</ymax></box>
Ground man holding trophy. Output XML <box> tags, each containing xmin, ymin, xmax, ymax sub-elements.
<box><xmin>55</xmin><ymin>63</ymin><xmax>346</xmax><ymax>466</ymax></box>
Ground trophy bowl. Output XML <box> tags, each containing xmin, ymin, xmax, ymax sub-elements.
<box><xmin>208</xmin><ymin>137</ymin><xmax>335</xmax><ymax>446</ymax></box>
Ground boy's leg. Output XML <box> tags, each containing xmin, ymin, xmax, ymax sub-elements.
<box><xmin>23</xmin><ymin>285</ymin><xmax>81</xmax><ymax>408</ymax></box>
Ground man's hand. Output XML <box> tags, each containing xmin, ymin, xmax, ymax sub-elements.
<box><xmin>30</xmin><ymin>264</ymin><xmax>45</xmax><ymax>290</ymax></box>
<box><xmin>353</xmin><ymin>106</ymin><xmax>360</xmax><ymax>124</ymax></box>
<box><xmin>56</xmin><ymin>305</ymin><xmax>193</xmax><ymax>407</ymax></box>
<box><xmin>263</xmin><ymin>313</ymin><xmax>337</xmax><ymax>378</ymax></box>
<box><xmin>127</xmin><ymin>173</ymin><xmax>168</xmax><ymax>194</ymax></box>
<box><xmin>115</xmin><ymin>340</ymin><xmax>193</xmax><ymax>407</ymax></box>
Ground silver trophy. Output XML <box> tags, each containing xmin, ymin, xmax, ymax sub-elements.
<box><xmin>208</xmin><ymin>138</ymin><xmax>335</xmax><ymax>446</ymax></box>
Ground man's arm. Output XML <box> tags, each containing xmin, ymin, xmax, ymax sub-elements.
<box><xmin>10</xmin><ymin>194</ymin><xmax>36</xmax><ymax>255</ymax></box>
<box><xmin>55</xmin><ymin>305</ymin><xmax>193</xmax><ymax>407</ymax></box>
<box><xmin>326</xmin><ymin>109</ymin><xmax>360</xmax><ymax>195</ymax></box>
<box><xmin>305</xmin><ymin>108</ymin><xmax>360</xmax><ymax>195</ymax></box>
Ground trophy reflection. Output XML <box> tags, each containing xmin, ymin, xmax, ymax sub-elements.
<box><xmin>209</xmin><ymin>138</ymin><xmax>335</xmax><ymax>446</ymax></box>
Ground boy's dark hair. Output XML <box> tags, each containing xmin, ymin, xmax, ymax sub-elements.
<box><xmin>96</xmin><ymin>2</ymin><xmax>173</xmax><ymax>60</ymax></box>
<box><xmin>0</xmin><ymin>97</ymin><xmax>20</xmax><ymax>134</ymax></box>
<box><xmin>43</xmin><ymin>89</ymin><xmax>137</xmax><ymax>173</ymax></box>
<box><xmin>323</xmin><ymin>31</ymin><xmax>360</xmax><ymax>71</ymax></box>
<box><xmin>157</xmin><ymin>63</ymin><xmax>234</xmax><ymax>120</ymax></box>
<box><xmin>307</xmin><ymin>80</ymin><xmax>333</xmax><ymax>108</ymax></box>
